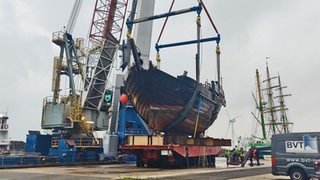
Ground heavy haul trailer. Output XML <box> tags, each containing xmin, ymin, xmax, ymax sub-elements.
<box><xmin>119</xmin><ymin>135</ymin><xmax>230</xmax><ymax>168</ymax></box>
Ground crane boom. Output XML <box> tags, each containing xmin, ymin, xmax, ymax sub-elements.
<box><xmin>66</xmin><ymin>0</ymin><xmax>83</xmax><ymax>34</ymax></box>
<box><xmin>42</xmin><ymin>0</ymin><xmax>92</xmax><ymax>137</ymax></box>
<box><xmin>82</xmin><ymin>0</ymin><xmax>128</xmax><ymax>130</ymax></box>
<box><xmin>133</xmin><ymin>0</ymin><xmax>155</xmax><ymax>70</ymax></box>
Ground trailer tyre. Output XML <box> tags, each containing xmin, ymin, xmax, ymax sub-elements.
<box><xmin>136</xmin><ymin>156</ymin><xmax>144</xmax><ymax>167</ymax></box>
<box><xmin>289</xmin><ymin>167</ymin><xmax>307</xmax><ymax>180</ymax></box>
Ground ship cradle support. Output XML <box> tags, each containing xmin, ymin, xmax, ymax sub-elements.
<box><xmin>119</xmin><ymin>135</ymin><xmax>231</xmax><ymax>168</ymax></box>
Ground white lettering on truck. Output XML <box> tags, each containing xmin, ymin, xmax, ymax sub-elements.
<box><xmin>286</xmin><ymin>158</ymin><xmax>313</xmax><ymax>163</ymax></box>
<box><xmin>285</xmin><ymin>134</ymin><xmax>318</xmax><ymax>153</ymax></box>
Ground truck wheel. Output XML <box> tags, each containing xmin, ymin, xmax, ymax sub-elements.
<box><xmin>289</xmin><ymin>167</ymin><xmax>307</xmax><ymax>180</ymax></box>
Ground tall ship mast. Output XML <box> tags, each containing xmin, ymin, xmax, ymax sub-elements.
<box><xmin>250</xmin><ymin>63</ymin><xmax>293</xmax><ymax>146</ymax></box>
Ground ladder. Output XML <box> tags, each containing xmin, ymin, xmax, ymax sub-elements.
<box><xmin>241</xmin><ymin>146</ymin><xmax>256</xmax><ymax>167</ymax></box>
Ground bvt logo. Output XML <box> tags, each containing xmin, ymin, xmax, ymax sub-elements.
<box><xmin>285</xmin><ymin>134</ymin><xmax>318</xmax><ymax>153</ymax></box>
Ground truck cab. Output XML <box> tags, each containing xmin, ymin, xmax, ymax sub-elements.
<box><xmin>271</xmin><ymin>132</ymin><xmax>320</xmax><ymax>180</ymax></box>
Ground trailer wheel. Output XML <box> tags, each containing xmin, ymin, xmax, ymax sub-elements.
<box><xmin>136</xmin><ymin>156</ymin><xmax>144</xmax><ymax>167</ymax></box>
<box><xmin>289</xmin><ymin>167</ymin><xmax>307</xmax><ymax>180</ymax></box>
<box><xmin>174</xmin><ymin>156</ymin><xmax>187</xmax><ymax>168</ymax></box>
<box><xmin>136</xmin><ymin>160</ymin><xmax>140</xmax><ymax>167</ymax></box>
<box><xmin>147</xmin><ymin>160</ymin><xmax>157</xmax><ymax>168</ymax></box>
<box><xmin>160</xmin><ymin>157</ymin><xmax>169</xmax><ymax>169</ymax></box>
<box><xmin>136</xmin><ymin>160</ymin><xmax>143</xmax><ymax>167</ymax></box>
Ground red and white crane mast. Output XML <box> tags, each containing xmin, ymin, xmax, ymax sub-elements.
<box><xmin>82</xmin><ymin>0</ymin><xmax>128</xmax><ymax>130</ymax></box>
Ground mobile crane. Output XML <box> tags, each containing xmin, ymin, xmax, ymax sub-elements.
<box><xmin>38</xmin><ymin>0</ymin><xmax>128</xmax><ymax>162</ymax></box>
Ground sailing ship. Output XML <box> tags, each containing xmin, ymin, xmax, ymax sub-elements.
<box><xmin>125</xmin><ymin>59</ymin><xmax>226</xmax><ymax>135</ymax></box>
<box><xmin>250</xmin><ymin>63</ymin><xmax>293</xmax><ymax>148</ymax></box>
<box><xmin>123</xmin><ymin>2</ymin><xmax>226</xmax><ymax>136</ymax></box>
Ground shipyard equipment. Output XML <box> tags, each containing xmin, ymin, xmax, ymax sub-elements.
<box><xmin>39</xmin><ymin>0</ymin><xmax>129</xmax><ymax>162</ymax></box>
<box><xmin>118</xmin><ymin>0</ymin><xmax>230</xmax><ymax>168</ymax></box>
<box><xmin>26</xmin><ymin>0</ymin><xmax>229</xmax><ymax>167</ymax></box>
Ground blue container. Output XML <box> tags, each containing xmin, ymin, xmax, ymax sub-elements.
<box><xmin>48</xmin><ymin>139</ymin><xmax>78</xmax><ymax>163</ymax></box>
<box><xmin>25</xmin><ymin>134</ymin><xmax>52</xmax><ymax>155</ymax></box>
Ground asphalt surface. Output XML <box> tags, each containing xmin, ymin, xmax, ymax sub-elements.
<box><xmin>0</xmin><ymin>157</ymin><xmax>290</xmax><ymax>180</ymax></box>
<box><xmin>155</xmin><ymin>166</ymin><xmax>272</xmax><ymax>180</ymax></box>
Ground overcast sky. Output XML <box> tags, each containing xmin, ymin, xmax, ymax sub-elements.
<box><xmin>0</xmin><ymin>0</ymin><xmax>319</xmax><ymax>142</ymax></box>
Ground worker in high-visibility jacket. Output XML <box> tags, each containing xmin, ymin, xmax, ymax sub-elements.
<box><xmin>240</xmin><ymin>147</ymin><xmax>245</xmax><ymax>162</ymax></box>
<box><xmin>225</xmin><ymin>149</ymin><xmax>231</xmax><ymax>166</ymax></box>
<box><xmin>232</xmin><ymin>145</ymin><xmax>239</xmax><ymax>162</ymax></box>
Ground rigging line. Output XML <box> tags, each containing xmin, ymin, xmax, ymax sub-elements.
<box><xmin>156</xmin><ymin>0</ymin><xmax>175</xmax><ymax>44</ymax></box>
<box><xmin>197</xmin><ymin>0</ymin><xmax>219</xmax><ymax>34</ymax></box>
<box><xmin>251</xmin><ymin>113</ymin><xmax>259</xmax><ymax>138</ymax></box>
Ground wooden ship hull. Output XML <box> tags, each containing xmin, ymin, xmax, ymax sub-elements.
<box><xmin>125</xmin><ymin>64</ymin><xmax>226</xmax><ymax>135</ymax></box>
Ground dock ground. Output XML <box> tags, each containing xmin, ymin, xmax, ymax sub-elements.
<box><xmin>0</xmin><ymin>157</ymin><xmax>289</xmax><ymax>179</ymax></box>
